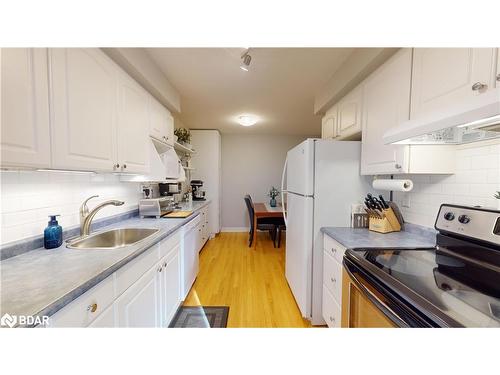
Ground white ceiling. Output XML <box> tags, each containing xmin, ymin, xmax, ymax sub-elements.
<box><xmin>146</xmin><ymin>48</ymin><xmax>354</xmax><ymax>135</ymax></box>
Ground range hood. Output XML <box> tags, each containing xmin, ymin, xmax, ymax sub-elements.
<box><xmin>384</xmin><ymin>88</ymin><xmax>500</xmax><ymax>145</ymax></box>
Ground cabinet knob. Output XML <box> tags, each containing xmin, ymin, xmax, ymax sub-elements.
<box><xmin>329</xmin><ymin>316</ymin><xmax>335</xmax><ymax>322</ymax></box>
<box><xmin>331</xmin><ymin>277</ymin><xmax>336</xmax><ymax>283</ymax></box>
<box><xmin>331</xmin><ymin>247</ymin><xmax>336</xmax><ymax>254</ymax></box>
<box><xmin>395</xmin><ymin>163</ymin><xmax>402</xmax><ymax>169</ymax></box>
<box><xmin>471</xmin><ymin>82</ymin><xmax>487</xmax><ymax>91</ymax></box>
<box><xmin>158</xmin><ymin>266</ymin><xmax>163</xmax><ymax>272</ymax></box>
<box><xmin>496</xmin><ymin>74</ymin><xmax>500</xmax><ymax>82</ymax></box>
<box><xmin>123</xmin><ymin>164</ymin><xmax>127</xmax><ymax>169</ymax></box>
<box><xmin>87</xmin><ymin>303</ymin><xmax>98</xmax><ymax>313</ymax></box>
<box><xmin>114</xmin><ymin>163</ymin><xmax>120</xmax><ymax>169</ymax></box>
<box><xmin>163</xmin><ymin>262</ymin><xmax>167</xmax><ymax>267</ymax></box>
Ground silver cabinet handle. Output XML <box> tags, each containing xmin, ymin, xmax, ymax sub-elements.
<box><xmin>87</xmin><ymin>303</ymin><xmax>98</xmax><ymax>313</ymax></box>
<box><xmin>472</xmin><ymin>82</ymin><xmax>487</xmax><ymax>91</ymax></box>
<box><xmin>163</xmin><ymin>262</ymin><xmax>167</xmax><ymax>267</ymax></box>
<box><xmin>329</xmin><ymin>316</ymin><xmax>335</xmax><ymax>322</ymax></box>
<box><xmin>331</xmin><ymin>247</ymin><xmax>337</xmax><ymax>254</ymax></box>
<box><xmin>496</xmin><ymin>74</ymin><xmax>500</xmax><ymax>82</ymax></box>
<box><xmin>395</xmin><ymin>163</ymin><xmax>402</xmax><ymax>169</ymax></box>
<box><xmin>331</xmin><ymin>277</ymin><xmax>336</xmax><ymax>283</ymax></box>
<box><xmin>158</xmin><ymin>266</ymin><xmax>162</xmax><ymax>272</ymax></box>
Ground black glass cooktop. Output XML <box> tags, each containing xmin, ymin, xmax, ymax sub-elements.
<box><xmin>346</xmin><ymin>243</ymin><xmax>500</xmax><ymax>327</ymax></box>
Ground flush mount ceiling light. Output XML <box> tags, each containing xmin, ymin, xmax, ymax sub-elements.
<box><xmin>237</xmin><ymin>115</ymin><xmax>258</xmax><ymax>127</ymax></box>
<box><xmin>240</xmin><ymin>50</ymin><xmax>252</xmax><ymax>71</ymax></box>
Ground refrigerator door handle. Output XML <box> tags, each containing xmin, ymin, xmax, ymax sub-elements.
<box><xmin>281</xmin><ymin>156</ymin><xmax>288</xmax><ymax>227</ymax></box>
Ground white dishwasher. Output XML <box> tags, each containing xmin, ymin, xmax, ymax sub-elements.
<box><xmin>181</xmin><ymin>215</ymin><xmax>201</xmax><ymax>299</ymax></box>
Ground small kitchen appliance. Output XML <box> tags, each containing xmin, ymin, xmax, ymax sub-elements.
<box><xmin>139</xmin><ymin>197</ymin><xmax>175</xmax><ymax>218</ymax></box>
<box><xmin>159</xmin><ymin>182</ymin><xmax>181</xmax><ymax>196</ymax></box>
<box><xmin>344</xmin><ymin>204</ymin><xmax>500</xmax><ymax>327</ymax></box>
<box><xmin>190</xmin><ymin>180</ymin><xmax>206</xmax><ymax>201</ymax></box>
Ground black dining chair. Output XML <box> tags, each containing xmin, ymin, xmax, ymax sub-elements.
<box><xmin>273</xmin><ymin>217</ymin><xmax>286</xmax><ymax>248</ymax></box>
<box><xmin>244</xmin><ymin>194</ymin><xmax>277</xmax><ymax>247</ymax></box>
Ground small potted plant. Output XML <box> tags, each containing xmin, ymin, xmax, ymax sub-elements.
<box><xmin>268</xmin><ymin>186</ymin><xmax>280</xmax><ymax>207</ymax></box>
<box><xmin>174</xmin><ymin>128</ymin><xmax>192</xmax><ymax>148</ymax></box>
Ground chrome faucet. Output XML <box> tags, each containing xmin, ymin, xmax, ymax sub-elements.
<box><xmin>79</xmin><ymin>195</ymin><xmax>125</xmax><ymax>236</ymax></box>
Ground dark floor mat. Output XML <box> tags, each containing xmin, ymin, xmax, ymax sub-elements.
<box><xmin>168</xmin><ymin>306</ymin><xmax>229</xmax><ymax>328</ymax></box>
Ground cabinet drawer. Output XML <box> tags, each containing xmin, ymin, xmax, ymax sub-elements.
<box><xmin>322</xmin><ymin>286</ymin><xmax>341</xmax><ymax>328</ymax></box>
<box><xmin>323</xmin><ymin>251</ymin><xmax>342</xmax><ymax>304</ymax></box>
<box><xmin>323</xmin><ymin>235</ymin><xmax>346</xmax><ymax>264</ymax></box>
<box><xmin>159</xmin><ymin>230</ymin><xmax>181</xmax><ymax>258</ymax></box>
<box><xmin>115</xmin><ymin>243</ymin><xmax>160</xmax><ymax>297</ymax></box>
<box><xmin>48</xmin><ymin>275</ymin><xmax>114</xmax><ymax>327</ymax></box>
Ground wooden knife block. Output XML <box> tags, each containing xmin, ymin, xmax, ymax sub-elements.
<box><xmin>368</xmin><ymin>207</ymin><xmax>401</xmax><ymax>234</ymax></box>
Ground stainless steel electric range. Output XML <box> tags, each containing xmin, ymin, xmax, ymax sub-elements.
<box><xmin>343</xmin><ymin>204</ymin><xmax>500</xmax><ymax>327</ymax></box>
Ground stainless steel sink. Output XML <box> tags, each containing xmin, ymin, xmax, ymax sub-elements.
<box><xmin>67</xmin><ymin>228</ymin><xmax>159</xmax><ymax>250</ymax></box>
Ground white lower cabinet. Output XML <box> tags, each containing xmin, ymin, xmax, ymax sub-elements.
<box><xmin>48</xmin><ymin>275</ymin><xmax>114</xmax><ymax>328</ymax></box>
<box><xmin>158</xmin><ymin>243</ymin><xmax>182</xmax><ymax>327</ymax></box>
<box><xmin>46</xmin><ymin>229</ymin><xmax>185</xmax><ymax>328</ymax></box>
<box><xmin>115</xmin><ymin>264</ymin><xmax>161</xmax><ymax>327</ymax></box>
<box><xmin>322</xmin><ymin>234</ymin><xmax>346</xmax><ymax>328</ymax></box>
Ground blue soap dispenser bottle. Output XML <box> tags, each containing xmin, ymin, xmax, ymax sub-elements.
<box><xmin>44</xmin><ymin>215</ymin><xmax>63</xmax><ymax>249</ymax></box>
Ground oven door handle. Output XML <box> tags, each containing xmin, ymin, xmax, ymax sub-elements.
<box><xmin>344</xmin><ymin>260</ymin><xmax>409</xmax><ymax>328</ymax></box>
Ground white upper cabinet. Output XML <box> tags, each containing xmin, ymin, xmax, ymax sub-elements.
<box><xmin>50</xmin><ymin>48</ymin><xmax>118</xmax><ymax>172</ymax></box>
<box><xmin>361</xmin><ymin>49</ymin><xmax>412</xmax><ymax>175</ymax></box>
<box><xmin>1</xmin><ymin>48</ymin><xmax>51</xmax><ymax>168</ymax></box>
<box><xmin>336</xmin><ymin>85</ymin><xmax>363</xmax><ymax>140</ymax></box>
<box><xmin>321</xmin><ymin>105</ymin><xmax>338</xmax><ymax>139</ymax></box>
<box><xmin>149</xmin><ymin>96</ymin><xmax>174</xmax><ymax>146</ymax></box>
<box><xmin>410</xmin><ymin>48</ymin><xmax>497</xmax><ymax>119</ymax></box>
<box><xmin>116</xmin><ymin>73</ymin><xmax>149</xmax><ymax>174</ymax></box>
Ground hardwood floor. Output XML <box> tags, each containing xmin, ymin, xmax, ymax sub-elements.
<box><xmin>183</xmin><ymin>232</ymin><xmax>312</xmax><ymax>328</ymax></box>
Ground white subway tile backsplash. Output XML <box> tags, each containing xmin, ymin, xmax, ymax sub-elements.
<box><xmin>395</xmin><ymin>140</ymin><xmax>500</xmax><ymax>228</ymax></box>
<box><xmin>0</xmin><ymin>171</ymin><xmax>142</xmax><ymax>245</ymax></box>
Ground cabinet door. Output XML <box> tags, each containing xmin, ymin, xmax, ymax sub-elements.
<box><xmin>149</xmin><ymin>96</ymin><xmax>174</xmax><ymax>146</ymax></box>
<box><xmin>321</xmin><ymin>106</ymin><xmax>338</xmax><ymax>139</ymax></box>
<box><xmin>116</xmin><ymin>74</ymin><xmax>149</xmax><ymax>173</ymax></box>
<box><xmin>50</xmin><ymin>48</ymin><xmax>118</xmax><ymax>172</ymax></box>
<box><xmin>361</xmin><ymin>49</ymin><xmax>412</xmax><ymax>175</ymax></box>
<box><xmin>115</xmin><ymin>264</ymin><xmax>161</xmax><ymax>327</ymax></box>
<box><xmin>159</xmin><ymin>243</ymin><xmax>181</xmax><ymax>327</ymax></box>
<box><xmin>1</xmin><ymin>48</ymin><xmax>51</xmax><ymax>168</ymax></box>
<box><xmin>337</xmin><ymin>85</ymin><xmax>362</xmax><ymax>139</ymax></box>
<box><xmin>411</xmin><ymin>48</ymin><xmax>496</xmax><ymax>119</ymax></box>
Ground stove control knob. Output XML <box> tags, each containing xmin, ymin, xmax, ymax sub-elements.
<box><xmin>444</xmin><ymin>212</ymin><xmax>455</xmax><ymax>221</ymax></box>
<box><xmin>458</xmin><ymin>215</ymin><xmax>471</xmax><ymax>224</ymax></box>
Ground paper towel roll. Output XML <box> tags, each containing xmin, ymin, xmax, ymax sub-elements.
<box><xmin>372</xmin><ymin>179</ymin><xmax>413</xmax><ymax>192</ymax></box>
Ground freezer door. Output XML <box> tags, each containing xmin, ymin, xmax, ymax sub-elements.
<box><xmin>285</xmin><ymin>192</ymin><xmax>314</xmax><ymax>318</ymax></box>
<box><xmin>286</xmin><ymin>139</ymin><xmax>314</xmax><ymax>196</ymax></box>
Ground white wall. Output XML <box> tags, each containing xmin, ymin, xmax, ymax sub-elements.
<box><xmin>0</xmin><ymin>171</ymin><xmax>142</xmax><ymax>245</ymax></box>
<box><xmin>393</xmin><ymin>140</ymin><xmax>500</xmax><ymax>228</ymax></box>
<box><xmin>221</xmin><ymin>134</ymin><xmax>307</xmax><ymax>230</ymax></box>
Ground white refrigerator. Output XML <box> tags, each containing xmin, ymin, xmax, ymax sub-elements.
<box><xmin>281</xmin><ymin>139</ymin><xmax>370</xmax><ymax>325</ymax></box>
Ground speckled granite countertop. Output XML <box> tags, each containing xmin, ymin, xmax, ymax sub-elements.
<box><xmin>320</xmin><ymin>223</ymin><xmax>437</xmax><ymax>249</ymax></box>
<box><xmin>0</xmin><ymin>200</ymin><xmax>210</xmax><ymax>325</ymax></box>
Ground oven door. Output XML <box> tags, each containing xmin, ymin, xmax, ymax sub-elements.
<box><xmin>343</xmin><ymin>257</ymin><xmax>433</xmax><ymax>327</ymax></box>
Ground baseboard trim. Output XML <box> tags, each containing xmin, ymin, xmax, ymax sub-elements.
<box><xmin>221</xmin><ymin>227</ymin><xmax>249</xmax><ymax>232</ymax></box>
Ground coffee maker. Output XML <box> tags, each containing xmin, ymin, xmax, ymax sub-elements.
<box><xmin>190</xmin><ymin>180</ymin><xmax>206</xmax><ymax>201</ymax></box>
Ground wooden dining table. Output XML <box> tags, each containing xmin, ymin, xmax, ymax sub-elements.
<box><xmin>252</xmin><ymin>202</ymin><xmax>285</xmax><ymax>248</ymax></box>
